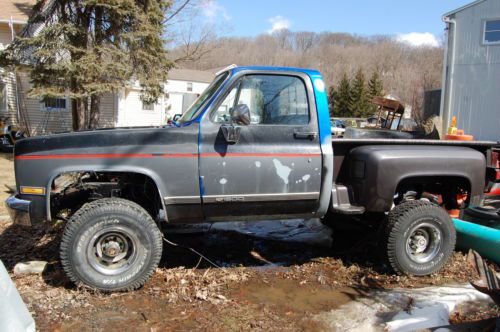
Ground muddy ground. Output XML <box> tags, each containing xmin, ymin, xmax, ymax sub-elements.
<box><xmin>0</xmin><ymin>152</ymin><xmax>498</xmax><ymax>331</ymax></box>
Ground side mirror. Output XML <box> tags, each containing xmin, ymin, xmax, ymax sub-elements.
<box><xmin>221</xmin><ymin>104</ymin><xmax>250</xmax><ymax>144</ymax></box>
<box><xmin>221</xmin><ymin>125</ymin><xmax>241</xmax><ymax>144</ymax></box>
<box><xmin>230</xmin><ymin>104</ymin><xmax>250</xmax><ymax>125</ymax></box>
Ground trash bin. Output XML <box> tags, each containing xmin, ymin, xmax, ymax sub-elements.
<box><xmin>0</xmin><ymin>260</ymin><xmax>36</xmax><ymax>332</ymax></box>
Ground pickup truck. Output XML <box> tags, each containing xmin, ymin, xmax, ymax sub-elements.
<box><xmin>6</xmin><ymin>65</ymin><xmax>499</xmax><ymax>291</ymax></box>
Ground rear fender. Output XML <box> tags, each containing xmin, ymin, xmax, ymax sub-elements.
<box><xmin>347</xmin><ymin>145</ymin><xmax>486</xmax><ymax>212</ymax></box>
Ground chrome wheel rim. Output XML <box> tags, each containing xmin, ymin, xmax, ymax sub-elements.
<box><xmin>405</xmin><ymin>222</ymin><xmax>442</xmax><ymax>264</ymax></box>
<box><xmin>87</xmin><ymin>226</ymin><xmax>139</xmax><ymax>276</ymax></box>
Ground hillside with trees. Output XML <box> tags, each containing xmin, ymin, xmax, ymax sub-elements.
<box><xmin>173</xmin><ymin>31</ymin><xmax>443</xmax><ymax>118</ymax></box>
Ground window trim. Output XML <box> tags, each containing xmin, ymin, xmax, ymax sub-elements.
<box><xmin>142</xmin><ymin>100</ymin><xmax>156</xmax><ymax>111</ymax></box>
<box><xmin>208</xmin><ymin>73</ymin><xmax>311</xmax><ymax>126</ymax></box>
<box><xmin>483</xmin><ymin>18</ymin><xmax>500</xmax><ymax>46</ymax></box>
<box><xmin>42</xmin><ymin>97</ymin><xmax>68</xmax><ymax>112</ymax></box>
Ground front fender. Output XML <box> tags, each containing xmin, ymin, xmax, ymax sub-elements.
<box><xmin>348</xmin><ymin>145</ymin><xmax>486</xmax><ymax>212</ymax></box>
<box><xmin>44</xmin><ymin>165</ymin><xmax>168</xmax><ymax>222</ymax></box>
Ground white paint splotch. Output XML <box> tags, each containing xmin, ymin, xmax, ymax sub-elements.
<box><xmin>255</xmin><ymin>161</ymin><xmax>261</xmax><ymax>168</ymax></box>
<box><xmin>302</xmin><ymin>174</ymin><xmax>310</xmax><ymax>182</ymax></box>
<box><xmin>272</xmin><ymin>159</ymin><xmax>291</xmax><ymax>185</ymax></box>
<box><xmin>219</xmin><ymin>178</ymin><xmax>227</xmax><ymax>185</ymax></box>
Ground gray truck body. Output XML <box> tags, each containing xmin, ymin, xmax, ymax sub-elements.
<box><xmin>5</xmin><ymin>66</ymin><xmax>498</xmax><ymax>227</ymax></box>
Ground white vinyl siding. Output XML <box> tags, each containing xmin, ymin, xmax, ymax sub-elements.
<box><xmin>117</xmin><ymin>89</ymin><xmax>164</xmax><ymax>127</ymax></box>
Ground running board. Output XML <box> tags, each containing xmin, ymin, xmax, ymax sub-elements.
<box><xmin>331</xmin><ymin>185</ymin><xmax>365</xmax><ymax>215</ymax></box>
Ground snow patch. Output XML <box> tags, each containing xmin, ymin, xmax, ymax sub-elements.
<box><xmin>313</xmin><ymin>284</ymin><xmax>492</xmax><ymax>332</ymax></box>
<box><xmin>219</xmin><ymin>178</ymin><xmax>227</xmax><ymax>185</ymax></box>
<box><xmin>255</xmin><ymin>161</ymin><xmax>261</xmax><ymax>168</ymax></box>
<box><xmin>302</xmin><ymin>174</ymin><xmax>310</xmax><ymax>182</ymax></box>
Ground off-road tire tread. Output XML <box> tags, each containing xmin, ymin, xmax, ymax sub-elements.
<box><xmin>60</xmin><ymin>198</ymin><xmax>163</xmax><ymax>292</ymax></box>
<box><xmin>383</xmin><ymin>200</ymin><xmax>456</xmax><ymax>275</ymax></box>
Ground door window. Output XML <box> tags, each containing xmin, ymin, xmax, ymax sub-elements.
<box><xmin>214</xmin><ymin>75</ymin><xmax>309</xmax><ymax>125</ymax></box>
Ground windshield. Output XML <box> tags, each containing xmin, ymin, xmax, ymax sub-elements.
<box><xmin>177</xmin><ymin>71</ymin><xmax>230</xmax><ymax>123</ymax></box>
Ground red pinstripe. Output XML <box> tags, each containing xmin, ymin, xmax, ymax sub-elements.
<box><xmin>16</xmin><ymin>152</ymin><xmax>321</xmax><ymax>160</ymax></box>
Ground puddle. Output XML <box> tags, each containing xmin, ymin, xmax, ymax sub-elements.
<box><xmin>235</xmin><ymin>278</ymin><xmax>358</xmax><ymax>313</ymax></box>
<box><xmin>160</xmin><ymin>219</ymin><xmax>338</xmax><ymax>270</ymax></box>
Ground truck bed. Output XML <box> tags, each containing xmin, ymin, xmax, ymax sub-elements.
<box><xmin>332</xmin><ymin>138</ymin><xmax>498</xmax><ymax>147</ymax></box>
<box><xmin>331</xmin><ymin>138</ymin><xmax>499</xmax><ymax>183</ymax></box>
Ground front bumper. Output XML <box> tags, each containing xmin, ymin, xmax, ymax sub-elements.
<box><xmin>5</xmin><ymin>195</ymin><xmax>31</xmax><ymax>226</ymax></box>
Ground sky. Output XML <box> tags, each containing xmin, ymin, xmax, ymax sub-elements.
<box><xmin>199</xmin><ymin>0</ymin><xmax>474</xmax><ymax>47</ymax></box>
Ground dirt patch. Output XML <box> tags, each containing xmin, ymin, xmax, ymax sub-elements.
<box><xmin>1</xmin><ymin>218</ymin><xmax>492</xmax><ymax>331</ymax></box>
<box><xmin>450</xmin><ymin>301</ymin><xmax>500</xmax><ymax>324</ymax></box>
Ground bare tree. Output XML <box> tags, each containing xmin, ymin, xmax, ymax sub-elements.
<box><xmin>177</xmin><ymin>31</ymin><xmax>443</xmax><ymax>116</ymax></box>
<box><xmin>165</xmin><ymin>0</ymin><xmax>226</xmax><ymax>65</ymax></box>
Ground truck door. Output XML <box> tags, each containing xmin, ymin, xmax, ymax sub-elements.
<box><xmin>199</xmin><ymin>72</ymin><xmax>322</xmax><ymax>221</ymax></box>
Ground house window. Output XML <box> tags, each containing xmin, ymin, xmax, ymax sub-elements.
<box><xmin>0</xmin><ymin>82</ymin><xmax>6</xmax><ymax>112</ymax></box>
<box><xmin>142</xmin><ymin>101</ymin><xmax>155</xmax><ymax>111</ymax></box>
<box><xmin>484</xmin><ymin>19</ymin><xmax>500</xmax><ymax>44</ymax></box>
<box><xmin>187</xmin><ymin>82</ymin><xmax>193</xmax><ymax>92</ymax></box>
<box><xmin>44</xmin><ymin>97</ymin><xmax>66</xmax><ymax>110</ymax></box>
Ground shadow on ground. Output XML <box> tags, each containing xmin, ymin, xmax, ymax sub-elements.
<box><xmin>0</xmin><ymin>219</ymin><xmax>383</xmax><ymax>289</ymax></box>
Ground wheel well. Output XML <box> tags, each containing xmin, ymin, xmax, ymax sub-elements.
<box><xmin>49</xmin><ymin>171</ymin><xmax>164</xmax><ymax>221</ymax></box>
<box><xmin>394</xmin><ymin>176</ymin><xmax>471</xmax><ymax>210</ymax></box>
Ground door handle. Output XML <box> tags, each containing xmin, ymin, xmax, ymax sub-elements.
<box><xmin>293</xmin><ymin>130</ymin><xmax>317</xmax><ymax>139</ymax></box>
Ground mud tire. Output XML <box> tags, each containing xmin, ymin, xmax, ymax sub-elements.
<box><xmin>381</xmin><ymin>200</ymin><xmax>456</xmax><ymax>276</ymax></box>
<box><xmin>60</xmin><ymin>198</ymin><xmax>163</xmax><ymax>291</ymax></box>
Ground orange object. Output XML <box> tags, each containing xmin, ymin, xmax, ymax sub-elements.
<box><xmin>447</xmin><ymin>209</ymin><xmax>460</xmax><ymax>218</ymax></box>
<box><xmin>447</xmin><ymin>116</ymin><xmax>458</xmax><ymax>135</ymax></box>
<box><xmin>444</xmin><ymin>134</ymin><xmax>474</xmax><ymax>141</ymax></box>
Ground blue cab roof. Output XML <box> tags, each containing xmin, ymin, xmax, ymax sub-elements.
<box><xmin>229</xmin><ymin>66</ymin><xmax>321</xmax><ymax>77</ymax></box>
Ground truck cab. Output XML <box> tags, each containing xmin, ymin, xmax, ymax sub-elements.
<box><xmin>173</xmin><ymin>66</ymin><xmax>332</xmax><ymax>222</ymax></box>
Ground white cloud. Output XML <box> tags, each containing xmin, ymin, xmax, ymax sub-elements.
<box><xmin>200</xmin><ymin>0</ymin><xmax>231</xmax><ymax>21</ymax></box>
<box><xmin>396</xmin><ymin>32</ymin><xmax>439</xmax><ymax>47</ymax></box>
<box><xmin>268</xmin><ymin>15</ymin><xmax>291</xmax><ymax>34</ymax></box>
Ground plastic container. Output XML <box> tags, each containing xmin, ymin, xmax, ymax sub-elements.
<box><xmin>0</xmin><ymin>260</ymin><xmax>36</xmax><ymax>332</ymax></box>
<box><xmin>453</xmin><ymin>218</ymin><xmax>500</xmax><ymax>264</ymax></box>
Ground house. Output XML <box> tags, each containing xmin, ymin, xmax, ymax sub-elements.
<box><xmin>116</xmin><ymin>69</ymin><xmax>213</xmax><ymax>127</ymax></box>
<box><xmin>441</xmin><ymin>0</ymin><xmax>500</xmax><ymax>141</ymax></box>
<box><xmin>0</xmin><ymin>0</ymin><xmax>213</xmax><ymax>135</ymax></box>
<box><xmin>0</xmin><ymin>0</ymin><xmax>35</xmax><ymax>130</ymax></box>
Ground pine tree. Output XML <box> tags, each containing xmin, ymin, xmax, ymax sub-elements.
<box><xmin>350</xmin><ymin>68</ymin><xmax>369</xmax><ymax>117</ymax></box>
<box><xmin>367</xmin><ymin>71</ymin><xmax>384</xmax><ymax>115</ymax></box>
<box><xmin>334</xmin><ymin>72</ymin><xmax>351</xmax><ymax>117</ymax></box>
<box><xmin>327</xmin><ymin>86</ymin><xmax>335</xmax><ymax>117</ymax></box>
<box><xmin>0</xmin><ymin>0</ymin><xmax>174</xmax><ymax>130</ymax></box>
